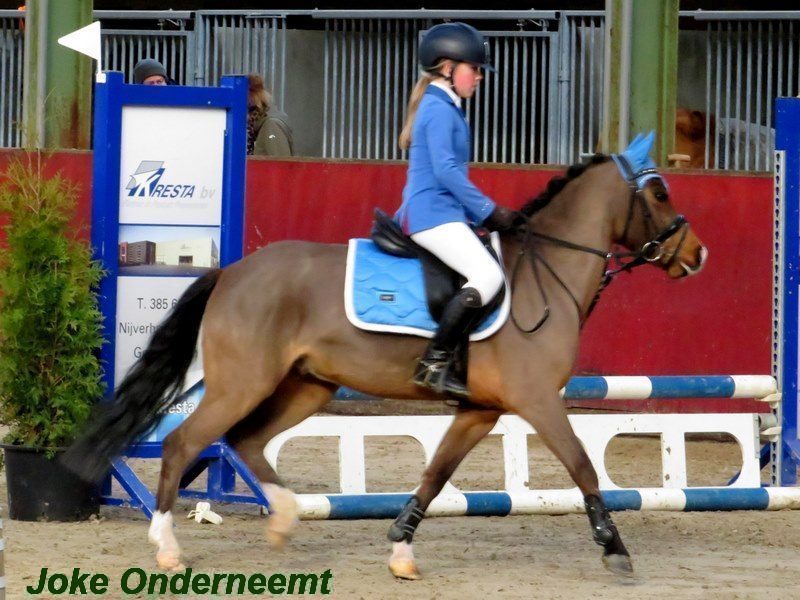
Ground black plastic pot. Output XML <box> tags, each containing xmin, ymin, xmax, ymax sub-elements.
<box><xmin>2</xmin><ymin>445</ymin><xmax>100</xmax><ymax>521</ymax></box>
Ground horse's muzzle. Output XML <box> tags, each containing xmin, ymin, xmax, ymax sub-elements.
<box><xmin>679</xmin><ymin>244</ymin><xmax>708</xmax><ymax>277</ymax></box>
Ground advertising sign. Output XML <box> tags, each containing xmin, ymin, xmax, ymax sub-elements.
<box><xmin>89</xmin><ymin>61</ymin><xmax>257</xmax><ymax>518</ymax></box>
<box><xmin>92</xmin><ymin>72</ymin><xmax>246</xmax><ymax>403</ymax></box>
<box><xmin>115</xmin><ymin>105</ymin><xmax>225</xmax><ymax>384</ymax></box>
<box><xmin>119</xmin><ymin>106</ymin><xmax>226</xmax><ymax>225</ymax></box>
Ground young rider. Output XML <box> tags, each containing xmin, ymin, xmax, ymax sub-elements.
<box><xmin>395</xmin><ymin>22</ymin><xmax>520</xmax><ymax>398</ymax></box>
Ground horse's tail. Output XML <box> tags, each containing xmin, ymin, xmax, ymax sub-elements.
<box><xmin>63</xmin><ymin>269</ymin><xmax>222</xmax><ymax>482</ymax></box>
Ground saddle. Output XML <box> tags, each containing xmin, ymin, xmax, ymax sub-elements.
<box><xmin>370</xmin><ymin>209</ymin><xmax>504</xmax><ymax>323</ymax></box>
<box><xmin>368</xmin><ymin>210</ymin><xmax>506</xmax><ymax>404</ymax></box>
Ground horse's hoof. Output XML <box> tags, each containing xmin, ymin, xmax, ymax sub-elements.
<box><xmin>602</xmin><ymin>553</ymin><xmax>634</xmax><ymax>578</ymax></box>
<box><xmin>388</xmin><ymin>558</ymin><xmax>421</xmax><ymax>580</ymax></box>
<box><xmin>156</xmin><ymin>552</ymin><xmax>185</xmax><ymax>572</ymax></box>
<box><xmin>262</xmin><ymin>484</ymin><xmax>299</xmax><ymax>549</ymax></box>
<box><xmin>265</xmin><ymin>515</ymin><xmax>297</xmax><ymax>549</ymax></box>
<box><xmin>266</xmin><ymin>528</ymin><xmax>290</xmax><ymax>549</ymax></box>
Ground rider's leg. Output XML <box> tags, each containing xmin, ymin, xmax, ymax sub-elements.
<box><xmin>410</xmin><ymin>222</ymin><xmax>504</xmax><ymax>397</ymax></box>
<box><xmin>412</xmin><ymin>286</ymin><xmax>481</xmax><ymax>397</ymax></box>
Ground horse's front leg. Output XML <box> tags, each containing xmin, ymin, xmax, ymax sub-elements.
<box><xmin>387</xmin><ymin>406</ymin><xmax>502</xmax><ymax>580</ymax></box>
<box><xmin>510</xmin><ymin>392</ymin><xmax>634</xmax><ymax>577</ymax></box>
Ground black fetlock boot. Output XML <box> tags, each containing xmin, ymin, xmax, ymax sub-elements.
<box><xmin>584</xmin><ymin>494</ymin><xmax>634</xmax><ymax>577</ymax></box>
<box><xmin>387</xmin><ymin>495</ymin><xmax>425</xmax><ymax>542</ymax></box>
<box><xmin>413</xmin><ymin>287</ymin><xmax>482</xmax><ymax>398</ymax></box>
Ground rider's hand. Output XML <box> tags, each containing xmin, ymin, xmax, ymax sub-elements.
<box><xmin>483</xmin><ymin>206</ymin><xmax>524</xmax><ymax>233</ymax></box>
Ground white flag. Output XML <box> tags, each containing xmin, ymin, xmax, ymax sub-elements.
<box><xmin>58</xmin><ymin>21</ymin><xmax>102</xmax><ymax>75</ymax></box>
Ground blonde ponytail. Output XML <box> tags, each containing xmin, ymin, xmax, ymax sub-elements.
<box><xmin>399</xmin><ymin>61</ymin><xmax>450</xmax><ymax>150</ymax></box>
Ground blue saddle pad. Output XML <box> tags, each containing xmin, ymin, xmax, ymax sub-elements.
<box><xmin>344</xmin><ymin>238</ymin><xmax>509</xmax><ymax>340</ymax></box>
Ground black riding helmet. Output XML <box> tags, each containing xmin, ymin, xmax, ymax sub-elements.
<box><xmin>419</xmin><ymin>22</ymin><xmax>495</xmax><ymax>72</ymax></box>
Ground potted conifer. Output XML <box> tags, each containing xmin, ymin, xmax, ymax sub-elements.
<box><xmin>0</xmin><ymin>153</ymin><xmax>105</xmax><ymax>521</ymax></box>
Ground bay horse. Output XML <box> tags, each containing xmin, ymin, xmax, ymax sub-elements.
<box><xmin>66</xmin><ymin>152</ymin><xmax>706</xmax><ymax>580</ymax></box>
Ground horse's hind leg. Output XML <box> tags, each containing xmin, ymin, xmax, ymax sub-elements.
<box><xmin>149</xmin><ymin>390</ymin><xmax>261</xmax><ymax>569</ymax></box>
<box><xmin>511</xmin><ymin>393</ymin><xmax>633</xmax><ymax>577</ymax></box>
<box><xmin>149</xmin><ymin>351</ymin><xmax>293</xmax><ymax>572</ymax></box>
<box><xmin>388</xmin><ymin>407</ymin><xmax>502</xmax><ymax>580</ymax></box>
<box><xmin>225</xmin><ymin>373</ymin><xmax>337</xmax><ymax>548</ymax></box>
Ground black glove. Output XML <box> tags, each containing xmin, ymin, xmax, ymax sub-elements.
<box><xmin>483</xmin><ymin>206</ymin><xmax>524</xmax><ymax>233</ymax></box>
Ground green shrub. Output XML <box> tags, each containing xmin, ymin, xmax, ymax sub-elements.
<box><xmin>0</xmin><ymin>154</ymin><xmax>105</xmax><ymax>448</ymax></box>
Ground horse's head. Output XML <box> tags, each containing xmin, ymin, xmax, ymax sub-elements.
<box><xmin>611</xmin><ymin>132</ymin><xmax>708</xmax><ymax>278</ymax></box>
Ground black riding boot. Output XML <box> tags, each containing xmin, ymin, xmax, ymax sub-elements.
<box><xmin>413</xmin><ymin>287</ymin><xmax>482</xmax><ymax>398</ymax></box>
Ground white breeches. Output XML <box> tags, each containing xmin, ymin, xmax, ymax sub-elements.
<box><xmin>411</xmin><ymin>221</ymin><xmax>504</xmax><ymax>306</ymax></box>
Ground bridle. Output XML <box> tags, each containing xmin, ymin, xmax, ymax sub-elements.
<box><xmin>509</xmin><ymin>155</ymin><xmax>690</xmax><ymax>334</ymax></box>
<box><xmin>608</xmin><ymin>154</ymin><xmax>689</xmax><ymax>275</ymax></box>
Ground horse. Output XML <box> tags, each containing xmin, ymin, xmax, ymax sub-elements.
<box><xmin>65</xmin><ymin>147</ymin><xmax>707</xmax><ymax>580</ymax></box>
<box><xmin>675</xmin><ymin>108</ymin><xmax>716</xmax><ymax>168</ymax></box>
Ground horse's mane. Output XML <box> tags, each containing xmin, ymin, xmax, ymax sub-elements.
<box><xmin>520</xmin><ymin>154</ymin><xmax>611</xmax><ymax>217</ymax></box>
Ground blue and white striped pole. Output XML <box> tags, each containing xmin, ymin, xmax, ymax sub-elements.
<box><xmin>293</xmin><ymin>487</ymin><xmax>800</xmax><ymax>520</ymax></box>
<box><xmin>338</xmin><ymin>375</ymin><xmax>778</xmax><ymax>402</ymax></box>
<box><xmin>561</xmin><ymin>375</ymin><xmax>777</xmax><ymax>400</ymax></box>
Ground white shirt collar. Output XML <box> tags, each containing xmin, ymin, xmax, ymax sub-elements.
<box><xmin>430</xmin><ymin>80</ymin><xmax>461</xmax><ymax>108</ymax></box>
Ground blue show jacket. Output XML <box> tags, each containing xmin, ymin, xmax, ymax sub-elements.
<box><xmin>395</xmin><ymin>86</ymin><xmax>495</xmax><ymax>234</ymax></box>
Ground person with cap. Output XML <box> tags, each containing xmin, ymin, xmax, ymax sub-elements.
<box><xmin>132</xmin><ymin>58</ymin><xmax>170</xmax><ymax>86</ymax></box>
<box><xmin>394</xmin><ymin>22</ymin><xmax>522</xmax><ymax>399</ymax></box>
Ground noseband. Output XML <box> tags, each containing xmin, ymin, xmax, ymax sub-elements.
<box><xmin>509</xmin><ymin>156</ymin><xmax>690</xmax><ymax>334</ymax></box>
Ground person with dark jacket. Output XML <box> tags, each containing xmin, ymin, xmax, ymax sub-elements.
<box><xmin>247</xmin><ymin>74</ymin><xmax>294</xmax><ymax>157</ymax></box>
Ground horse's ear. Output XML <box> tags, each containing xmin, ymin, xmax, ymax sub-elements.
<box><xmin>641</xmin><ymin>130</ymin><xmax>656</xmax><ymax>155</ymax></box>
<box><xmin>626</xmin><ymin>133</ymin><xmax>644</xmax><ymax>151</ymax></box>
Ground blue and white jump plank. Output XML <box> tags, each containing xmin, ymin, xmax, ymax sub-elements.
<box><xmin>294</xmin><ymin>487</ymin><xmax>800</xmax><ymax>520</ymax></box>
<box><xmin>561</xmin><ymin>375</ymin><xmax>776</xmax><ymax>400</ymax></box>
<box><xmin>337</xmin><ymin>375</ymin><xmax>777</xmax><ymax>402</ymax></box>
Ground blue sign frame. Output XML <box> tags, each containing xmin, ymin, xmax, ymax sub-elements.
<box><xmin>776</xmin><ymin>97</ymin><xmax>800</xmax><ymax>486</ymax></box>
<box><xmin>90</xmin><ymin>72</ymin><xmax>259</xmax><ymax>517</ymax></box>
<box><xmin>91</xmin><ymin>71</ymin><xmax>247</xmax><ymax>394</ymax></box>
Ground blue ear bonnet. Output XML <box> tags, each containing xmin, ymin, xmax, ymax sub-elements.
<box><xmin>611</xmin><ymin>131</ymin><xmax>666</xmax><ymax>190</ymax></box>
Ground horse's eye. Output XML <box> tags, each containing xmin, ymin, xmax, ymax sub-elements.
<box><xmin>654</xmin><ymin>191</ymin><xmax>668</xmax><ymax>203</ymax></box>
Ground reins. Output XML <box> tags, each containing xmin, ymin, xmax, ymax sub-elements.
<box><xmin>508</xmin><ymin>160</ymin><xmax>689</xmax><ymax>334</ymax></box>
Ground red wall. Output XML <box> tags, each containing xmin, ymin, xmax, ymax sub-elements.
<box><xmin>0</xmin><ymin>150</ymin><xmax>94</xmax><ymax>241</ymax></box>
<box><xmin>1</xmin><ymin>150</ymin><xmax>773</xmax><ymax>411</ymax></box>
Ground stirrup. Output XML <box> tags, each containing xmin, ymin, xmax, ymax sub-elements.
<box><xmin>412</xmin><ymin>359</ymin><xmax>446</xmax><ymax>388</ymax></box>
<box><xmin>413</xmin><ymin>360</ymin><xmax>470</xmax><ymax>398</ymax></box>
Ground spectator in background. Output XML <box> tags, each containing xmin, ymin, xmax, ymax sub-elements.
<box><xmin>247</xmin><ymin>73</ymin><xmax>294</xmax><ymax>157</ymax></box>
<box><xmin>133</xmin><ymin>58</ymin><xmax>171</xmax><ymax>86</ymax></box>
